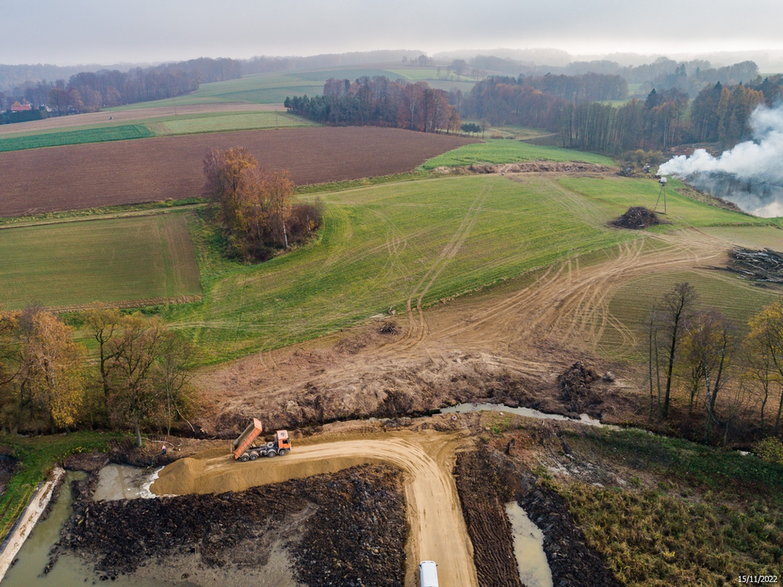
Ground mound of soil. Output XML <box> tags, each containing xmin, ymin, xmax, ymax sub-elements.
<box><xmin>436</xmin><ymin>161</ymin><xmax>613</xmax><ymax>175</ymax></box>
<box><xmin>557</xmin><ymin>362</ymin><xmax>601</xmax><ymax>413</ymax></box>
<box><xmin>454</xmin><ymin>450</ymin><xmax>523</xmax><ymax>586</ymax></box>
<box><xmin>728</xmin><ymin>247</ymin><xmax>783</xmax><ymax>284</ymax></box>
<box><xmin>54</xmin><ymin>465</ymin><xmax>406</xmax><ymax>586</ymax></box>
<box><xmin>208</xmin><ymin>352</ymin><xmax>538</xmax><ymax>438</ymax></box>
<box><xmin>611</xmin><ymin>206</ymin><xmax>661</xmax><ymax>229</ymax></box>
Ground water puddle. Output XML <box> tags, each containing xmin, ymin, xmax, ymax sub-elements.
<box><xmin>440</xmin><ymin>402</ymin><xmax>615</xmax><ymax>428</ymax></box>
<box><xmin>505</xmin><ymin>502</ymin><xmax>553</xmax><ymax>587</ymax></box>
<box><xmin>92</xmin><ymin>464</ymin><xmax>163</xmax><ymax>501</ymax></box>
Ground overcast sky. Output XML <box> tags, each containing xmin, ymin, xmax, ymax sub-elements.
<box><xmin>2</xmin><ymin>0</ymin><xmax>782</xmax><ymax>66</ymax></box>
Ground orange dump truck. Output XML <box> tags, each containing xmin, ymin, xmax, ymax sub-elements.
<box><xmin>232</xmin><ymin>418</ymin><xmax>292</xmax><ymax>461</ymax></box>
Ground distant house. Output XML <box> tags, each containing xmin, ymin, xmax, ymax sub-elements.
<box><xmin>10</xmin><ymin>101</ymin><xmax>32</xmax><ymax>112</ymax></box>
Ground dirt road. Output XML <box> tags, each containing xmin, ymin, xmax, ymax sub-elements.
<box><xmin>152</xmin><ymin>431</ymin><xmax>477</xmax><ymax>587</ymax></box>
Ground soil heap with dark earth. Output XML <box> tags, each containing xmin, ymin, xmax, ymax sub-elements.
<box><xmin>53</xmin><ymin>464</ymin><xmax>406</xmax><ymax>586</ymax></box>
<box><xmin>728</xmin><ymin>247</ymin><xmax>783</xmax><ymax>284</ymax></box>
<box><xmin>611</xmin><ymin>206</ymin><xmax>661</xmax><ymax>229</ymax></box>
<box><xmin>557</xmin><ymin>361</ymin><xmax>603</xmax><ymax>413</ymax></box>
<box><xmin>455</xmin><ymin>448</ymin><xmax>620</xmax><ymax>586</ymax></box>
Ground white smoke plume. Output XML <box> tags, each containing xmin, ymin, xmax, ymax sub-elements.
<box><xmin>658</xmin><ymin>104</ymin><xmax>783</xmax><ymax>218</ymax></box>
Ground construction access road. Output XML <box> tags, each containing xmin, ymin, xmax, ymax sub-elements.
<box><xmin>151</xmin><ymin>431</ymin><xmax>477</xmax><ymax>587</ymax></box>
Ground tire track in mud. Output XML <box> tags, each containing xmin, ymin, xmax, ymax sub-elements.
<box><xmin>389</xmin><ymin>186</ymin><xmax>490</xmax><ymax>353</ymax></box>
<box><xmin>152</xmin><ymin>433</ymin><xmax>478</xmax><ymax>587</ymax></box>
<box><xmin>428</xmin><ymin>229</ymin><xmax>725</xmax><ymax>357</ymax></box>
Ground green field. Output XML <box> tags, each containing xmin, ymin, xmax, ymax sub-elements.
<box><xmin>170</xmin><ymin>174</ymin><xmax>641</xmax><ymax>363</ymax></box>
<box><xmin>113</xmin><ymin>65</ymin><xmax>477</xmax><ymax>110</ymax></box>
<box><xmin>2</xmin><ymin>168</ymin><xmax>776</xmax><ymax>365</ymax></box>
<box><xmin>419</xmin><ymin>139</ymin><xmax>615</xmax><ymax>169</ymax></box>
<box><xmin>602</xmin><ymin>270</ymin><xmax>782</xmax><ymax>358</ymax></box>
<box><xmin>558</xmin><ymin>176</ymin><xmax>778</xmax><ymax>228</ymax></box>
<box><xmin>0</xmin><ymin>214</ymin><xmax>201</xmax><ymax>309</ymax></box>
<box><xmin>0</xmin><ymin>124</ymin><xmax>153</xmax><ymax>152</ymax></box>
<box><xmin>0</xmin><ymin>112</ymin><xmax>315</xmax><ymax>152</ymax></box>
<box><xmin>144</xmin><ymin>111</ymin><xmax>315</xmax><ymax>134</ymax></box>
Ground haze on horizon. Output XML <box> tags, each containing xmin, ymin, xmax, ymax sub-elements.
<box><xmin>2</xmin><ymin>0</ymin><xmax>782</xmax><ymax>67</ymax></box>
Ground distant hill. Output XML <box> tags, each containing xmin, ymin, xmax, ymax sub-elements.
<box><xmin>0</xmin><ymin>63</ymin><xmax>144</xmax><ymax>92</ymax></box>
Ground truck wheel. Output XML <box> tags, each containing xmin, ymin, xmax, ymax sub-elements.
<box><xmin>239</xmin><ymin>454</ymin><xmax>250</xmax><ymax>462</ymax></box>
<box><xmin>266</xmin><ymin>449</ymin><xmax>278</xmax><ymax>457</ymax></box>
<box><xmin>249</xmin><ymin>452</ymin><xmax>258</xmax><ymax>460</ymax></box>
<box><xmin>277</xmin><ymin>448</ymin><xmax>289</xmax><ymax>456</ymax></box>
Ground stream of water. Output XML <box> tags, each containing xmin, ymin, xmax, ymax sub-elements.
<box><xmin>440</xmin><ymin>402</ymin><xmax>615</xmax><ymax>428</ymax></box>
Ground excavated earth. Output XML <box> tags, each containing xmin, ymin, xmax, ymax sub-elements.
<box><xmin>52</xmin><ymin>464</ymin><xmax>406</xmax><ymax>586</ymax></box>
<box><xmin>434</xmin><ymin>161</ymin><xmax>614</xmax><ymax>175</ymax></box>
<box><xmin>455</xmin><ymin>447</ymin><xmax>620</xmax><ymax>587</ymax></box>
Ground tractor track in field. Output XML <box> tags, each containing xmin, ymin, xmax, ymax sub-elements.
<box><xmin>196</xmin><ymin>224</ymin><xmax>729</xmax><ymax>440</ymax></box>
<box><xmin>389</xmin><ymin>185</ymin><xmax>490</xmax><ymax>354</ymax></box>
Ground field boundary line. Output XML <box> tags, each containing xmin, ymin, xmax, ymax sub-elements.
<box><xmin>0</xmin><ymin>204</ymin><xmax>205</xmax><ymax>231</ymax></box>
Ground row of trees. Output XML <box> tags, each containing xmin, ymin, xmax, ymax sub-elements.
<box><xmin>284</xmin><ymin>76</ymin><xmax>461</xmax><ymax>133</ymax></box>
<box><xmin>648</xmin><ymin>284</ymin><xmax>783</xmax><ymax>442</ymax></box>
<box><xmin>0</xmin><ymin>306</ymin><xmax>193</xmax><ymax>444</ymax></box>
<box><xmin>463</xmin><ymin>75</ymin><xmax>778</xmax><ymax>152</ymax></box>
<box><xmin>202</xmin><ymin>147</ymin><xmax>323</xmax><ymax>262</ymax></box>
<box><xmin>461</xmin><ymin>55</ymin><xmax>760</xmax><ymax>98</ymax></box>
<box><xmin>3</xmin><ymin>57</ymin><xmax>242</xmax><ymax>116</ymax></box>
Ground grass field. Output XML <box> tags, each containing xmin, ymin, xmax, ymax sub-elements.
<box><xmin>558</xmin><ymin>176</ymin><xmax>778</xmax><ymax>228</ymax></box>
<box><xmin>555</xmin><ymin>427</ymin><xmax>783</xmax><ymax>585</ymax></box>
<box><xmin>419</xmin><ymin>139</ymin><xmax>615</xmax><ymax>169</ymax></box>
<box><xmin>169</xmin><ymin>174</ymin><xmax>640</xmax><ymax>363</ymax></box>
<box><xmin>601</xmin><ymin>270</ymin><xmax>782</xmax><ymax>358</ymax></box>
<box><xmin>0</xmin><ymin>112</ymin><xmax>314</xmax><ymax>152</ymax></box>
<box><xmin>0</xmin><ymin>431</ymin><xmax>123</xmax><ymax>543</ymax></box>
<box><xmin>112</xmin><ymin>65</ymin><xmax>477</xmax><ymax>110</ymax></box>
<box><xmin>0</xmin><ymin>214</ymin><xmax>201</xmax><ymax>309</ymax></box>
<box><xmin>0</xmin><ymin>124</ymin><xmax>153</xmax><ymax>152</ymax></box>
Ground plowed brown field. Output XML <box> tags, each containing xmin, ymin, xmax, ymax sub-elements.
<box><xmin>0</xmin><ymin>127</ymin><xmax>474</xmax><ymax>216</ymax></box>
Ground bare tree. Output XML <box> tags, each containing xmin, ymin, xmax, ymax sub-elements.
<box><xmin>156</xmin><ymin>331</ymin><xmax>196</xmax><ymax>436</ymax></box>
<box><xmin>746</xmin><ymin>300</ymin><xmax>783</xmax><ymax>432</ymax></box>
<box><xmin>650</xmin><ymin>282</ymin><xmax>698</xmax><ymax>420</ymax></box>
<box><xmin>106</xmin><ymin>315</ymin><xmax>166</xmax><ymax>446</ymax></box>
<box><xmin>680</xmin><ymin>309</ymin><xmax>734</xmax><ymax>438</ymax></box>
<box><xmin>83</xmin><ymin>304</ymin><xmax>123</xmax><ymax>401</ymax></box>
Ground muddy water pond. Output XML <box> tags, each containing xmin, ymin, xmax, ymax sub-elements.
<box><xmin>2</xmin><ymin>465</ymin><xmax>300</xmax><ymax>587</ymax></box>
<box><xmin>1</xmin><ymin>469</ymin><xmax>184</xmax><ymax>587</ymax></box>
<box><xmin>506</xmin><ymin>502</ymin><xmax>553</xmax><ymax>587</ymax></box>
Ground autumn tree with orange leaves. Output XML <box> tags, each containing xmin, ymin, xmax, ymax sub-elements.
<box><xmin>203</xmin><ymin>147</ymin><xmax>321</xmax><ymax>262</ymax></box>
